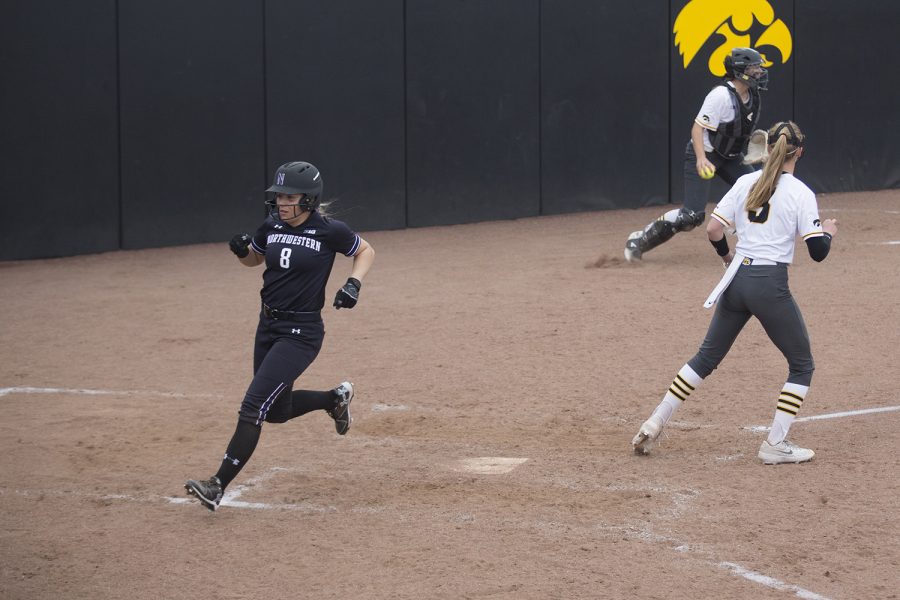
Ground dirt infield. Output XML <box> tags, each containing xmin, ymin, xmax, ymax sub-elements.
<box><xmin>1</xmin><ymin>189</ymin><xmax>898</xmax><ymax>600</ymax></box>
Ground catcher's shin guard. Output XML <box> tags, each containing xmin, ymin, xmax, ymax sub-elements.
<box><xmin>624</xmin><ymin>208</ymin><xmax>705</xmax><ymax>262</ymax></box>
<box><xmin>673</xmin><ymin>207</ymin><xmax>705</xmax><ymax>232</ymax></box>
<box><xmin>625</xmin><ymin>219</ymin><xmax>675</xmax><ymax>261</ymax></box>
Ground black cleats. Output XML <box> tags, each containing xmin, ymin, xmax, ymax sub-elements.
<box><xmin>185</xmin><ymin>476</ymin><xmax>223</xmax><ymax>511</ymax></box>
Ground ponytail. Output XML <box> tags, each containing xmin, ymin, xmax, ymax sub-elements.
<box><xmin>745</xmin><ymin>121</ymin><xmax>805</xmax><ymax>211</ymax></box>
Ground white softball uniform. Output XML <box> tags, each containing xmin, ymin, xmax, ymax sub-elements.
<box><xmin>711</xmin><ymin>171</ymin><xmax>825</xmax><ymax>264</ymax></box>
<box><xmin>691</xmin><ymin>170</ymin><xmax>824</xmax><ymax>389</ymax></box>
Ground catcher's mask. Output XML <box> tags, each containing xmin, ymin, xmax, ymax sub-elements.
<box><xmin>265</xmin><ymin>161</ymin><xmax>323</xmax><ymax>220</ymax></box>
<box><xmin>724</xmin><ymin>47</ymin><xmax>768</xmax><ymax>91</ymax></box>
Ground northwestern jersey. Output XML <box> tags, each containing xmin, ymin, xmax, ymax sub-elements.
<box><xmin>249</xmin><ymin>211</ymin><xmax>361</xmax><ymax>311</ymax></box>
<box><xmin>711</xmin><ymin>171</ymin><xmax>825</xmax><ymax>264</ymax></box>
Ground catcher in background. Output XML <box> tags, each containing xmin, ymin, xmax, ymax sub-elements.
<box><xmin>624</xmin><ymin>47</ymin><xmax>769</xmax><ymax>262</ymax></box>
<box><xmin>631</xmin><ymin>121</ymin><xmax>838</xmax><ymax>464</ymax></box>
<box><xmin>184</xmin><ymin>161</ymin><xmax>375</xmax><ymax>511</ymax></box>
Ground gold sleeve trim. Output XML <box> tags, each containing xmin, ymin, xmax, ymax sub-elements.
<box><xmin>711</xmin><ymin>212</ymin><xmax>732</xmax><ymax>228</ymax></box>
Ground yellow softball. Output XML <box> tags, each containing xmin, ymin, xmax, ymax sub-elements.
<box><xmin>700</xmin><ymin>165</ymin><xmax>716</xmax><ymax>180</ymax></box>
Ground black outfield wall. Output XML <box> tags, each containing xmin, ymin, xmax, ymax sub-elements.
<box><xmin>406</xmin><ymin>0</ymin><xmax>541</xmax><ymax>227</ymax></box>
<box><xmin>542</xmin><ymin>0</ymin><xmax>669</xmax><ymax>214</ymax></box>
<box><xmin>1</xmin><ymin>0</ymin><xmax>897</xmax><ymax>260</ymax></box>
<box><xmin>265</xmin><ymin>0</ymin><xmax>406</xmax><ymax>232</ymax></box>
<box><xmin>794</xmin><ymin>0</ymin><xmax>900</xmax><ymax>192</ymax></box>
<box><xmin>1</xmin><ymin>0</ymin><xmax>119</xmax><ymax>259</ymax></box>
<box><xmin>117</xmin><ymin>0</ymin><xmax>265</xmax><ymax>250</ymax></box>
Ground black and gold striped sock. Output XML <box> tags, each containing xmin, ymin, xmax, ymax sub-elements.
<box><xmin>768</xmin><ymin>383</ymin><xmax>809</xmax><ymax>444</ymax></box>
<box><xmin>668</xmin><ymin>371</ymin><xmax>696</xmax><ymax>402</ymax></box>
<box><xmin>776</xmin><ymin>388</ymin><xmax>805</xmax><ymax>416</ymax></box>
<box><xmin>652</xmin><ymin>364</ymin><xmax>703</xmax><ymax>424</ymax></box>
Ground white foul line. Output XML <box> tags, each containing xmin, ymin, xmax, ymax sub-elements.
<box><xmin>1</xmin><ymin>490</ymin><xmax>835</xmax><ymax>597</ymax></box>
<box><xmin>0</xmin><ymin>386</ymin><xmax>216</xmax><ymax>398</ymax></box>
<box><xmin>719</xmin><ymin>562</ymin><xmax>832</xmax><ymax>600</ymax></box>
<box><xmin>613</xmin><ymin>526</ymin><xmax>832</xmax><ymax>600</ymax></box>
<box><xmin>745</xmin><ymin>405</ymin><xmax>900</xmax><ymax>433</ymax></box>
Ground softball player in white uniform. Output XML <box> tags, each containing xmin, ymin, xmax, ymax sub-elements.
<box><xmin>631</xmin><ymin>121</ymin><xmax>839</xmax><ymax>464</ymax></box>
<box><xmin>624</xmin><ymin>48</ymin><xmax>767</xmax><ymax>261</ymax></box>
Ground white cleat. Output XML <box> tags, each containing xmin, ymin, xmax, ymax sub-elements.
<box><xmin>624</xmin><ymin>230</ymin><xmax>643</xmax><ymax>262</ymax></box>
<box><xmin>329</xmin><ymin>381</ymin><xmax>354</xmax><ymax>435</ymax></box>
<box><xmin>758</xmin><ymin>439</ymin><xmax>815</xmax><ymax>464</ymax></box>
<box><xmin>632</xmin><ymin>414</ymin><xmax>664</xmax><ymax>455</ymax></box>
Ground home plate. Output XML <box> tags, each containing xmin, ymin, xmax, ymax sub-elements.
<box><xmin>457</xmin><ymin>457</ymin><xmax>529</xmax><ymax>474</ymax></box>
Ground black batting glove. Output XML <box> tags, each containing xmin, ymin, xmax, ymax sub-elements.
<box><xmin>229</xmin><ymin>233</ymin><xmax>251</xmax><ymax>258</ymax></box>
<box><xmin>333</xmin><ymin>277</ymin><xmax>361</xmax><ymax>309</ymax></box>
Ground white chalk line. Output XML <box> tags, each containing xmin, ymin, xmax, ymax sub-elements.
<box><xmin>0</xmin><ymin>385</ymin><xmax>875</xmax><ymax>596</ymax></box>
<box><xmin>745</xmin><ymin>404</ymin><xmax>900</xmax><ymax>433</ymax></box>
<box><xmin>719</xmin><ymin>562</ymin><xmax>832</xmax><ymax>600</ymax></box>
<box><xmin>608</xmin><ymin>525</ymin><xmax>833</xmax><ymax>600</ymax></box>
<box><xmin>370</xmin><ymin>403</ymin><xmax>409</xmax><ymax>412</ymax></box>
<box><xmin>592</xmin><ymin>524</ymin><xmax>834</xmax><ymax>599</ymax></box>
<box><xmin>0</xmin><ymin>386</ymin><xmax>216</xmax><ymax>399</ymax></box>
<box><xmin>0</xmin><ymin>467</ymin><xmax>333</xmax><ymax>512</ymax></box>
<box><xmin>0</xmin><ymin>387</ymin><xmax>412</xmax><ymax>414</ymax></box>
<box><xmin>170</xmin><ymin>466</ymin><xmax>338</xmax><ymax>511</ymax></box>
<box><xmin>714</xmin><ymin>453</ymin><xmax>745</xmax><ymax>461</ymax></box>
<box><xmin>2</xmin><ymin>487</ymin><xmax>333</xmax><ymax>513</ymax></box>
<box><xmin>2</xmin><ymin>483</ymin><xmax>835</xmax><ymax>597</ymax></box>
<box><xmin>819</xmin><ymin>208</ymin><xmax>900</xmax><ymax>214</ymax></box>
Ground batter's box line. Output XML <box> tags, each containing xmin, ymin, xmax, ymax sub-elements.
<box><xmin>171</xmin><ymin>466</ymin><xmax>339</xmax><ymax>512</ymax></box>
<box><xmin>0</xmin><ymin>466</ymin><xmax>335</xmax><ymax>513</ymax></box>
<box><xmin>0</xmin><ymin>486</ymin><xmax>333</xmax><ymax>513</ymax></box>
<box><xmin>744</xmin><ymin>404</ymin><xmax>900</xmax><ymax>433</ymax></box>
<box><xmin>0</xmin><ymin>386</ymin><xmax>217</xmax><ymax>399</ymax></box>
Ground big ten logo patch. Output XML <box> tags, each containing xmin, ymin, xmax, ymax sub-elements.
<box><xmin>674</xmin><ymin>0</ymin><xmax>792</xmax><ymax>76</ymax></box>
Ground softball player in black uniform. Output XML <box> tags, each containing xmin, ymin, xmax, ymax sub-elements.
<box><xmin>632</xmin><ymin>121</ymin><xmax>838</xmax><ymax>464</ymax></box>
<box><xmin>624</xmin><ymin>48</ymin><xmax>768</xmax><ymax>261</ymax></box>
<box><xmin>185</xmin><ymin>161</ymin><xmax>375</xmax><ymax>510</ymax></box>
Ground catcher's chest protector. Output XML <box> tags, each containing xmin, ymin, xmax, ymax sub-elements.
<box><xmin>712</xmin><ymin>85</ymin><xmax>761</xmax><ymax>159</ymax></box>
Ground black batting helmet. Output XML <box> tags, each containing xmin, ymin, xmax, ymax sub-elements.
<box><xmin>265</xmin><ymin>161</ymin><xmax>324</xmax><ymax>213</ymax></box>
<box><xmin>724</xmin><ymin>47</ymin><xmax>768</xmax><ymax>91</ymax></box>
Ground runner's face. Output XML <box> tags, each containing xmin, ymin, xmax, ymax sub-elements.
<box><xmin>276</xmin><ymin>194</ymin><xmax>304</xmax><ymax>221</ymax></box>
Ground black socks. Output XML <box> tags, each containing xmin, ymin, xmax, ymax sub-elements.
<box><xmin>289</xmin><ymin>389</ymin><xmax>337</xmax><ymax>418</ymax></box>
<box><xmin>214</xmin><ymin>420</ymin><xmax>261</xmax><ymax>489</ymax></box>
<box><xmin>212</xmin><ymin>390</ymin><xmax>336</xmax><ymax>489</ymax></box>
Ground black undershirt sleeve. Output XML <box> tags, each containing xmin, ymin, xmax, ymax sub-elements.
<box><xmin>806</xmin><ymin>233</ymin><xmax>832</xmax><ymax>262</ymax></box>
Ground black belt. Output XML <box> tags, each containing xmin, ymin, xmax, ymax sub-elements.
<box><xmin>262</xmin><ymin>304</ymin><xmax>319</xmax><ymax>320</ymax></box>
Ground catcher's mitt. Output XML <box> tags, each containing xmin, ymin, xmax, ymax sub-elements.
<box><xmin>743</xmin><ymin>129</ymin><xmax>768</xmax><ymax>165</ymax></box>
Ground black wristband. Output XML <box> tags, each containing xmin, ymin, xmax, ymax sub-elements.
<box><xmin>347</xmin><ymin>277</ymin><xmax>362</xmax><ymax>291</ymax></box>
<box><xmin>710</xmin><ymin>236</ymin><xmax>730</xmax><ymax>257</ymax></box>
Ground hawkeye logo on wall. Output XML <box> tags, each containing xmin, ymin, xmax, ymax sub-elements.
<box><xmin>674</xmin><ymin>0</ymin><xmax>792</xmax><ymax>76</ymax></box>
